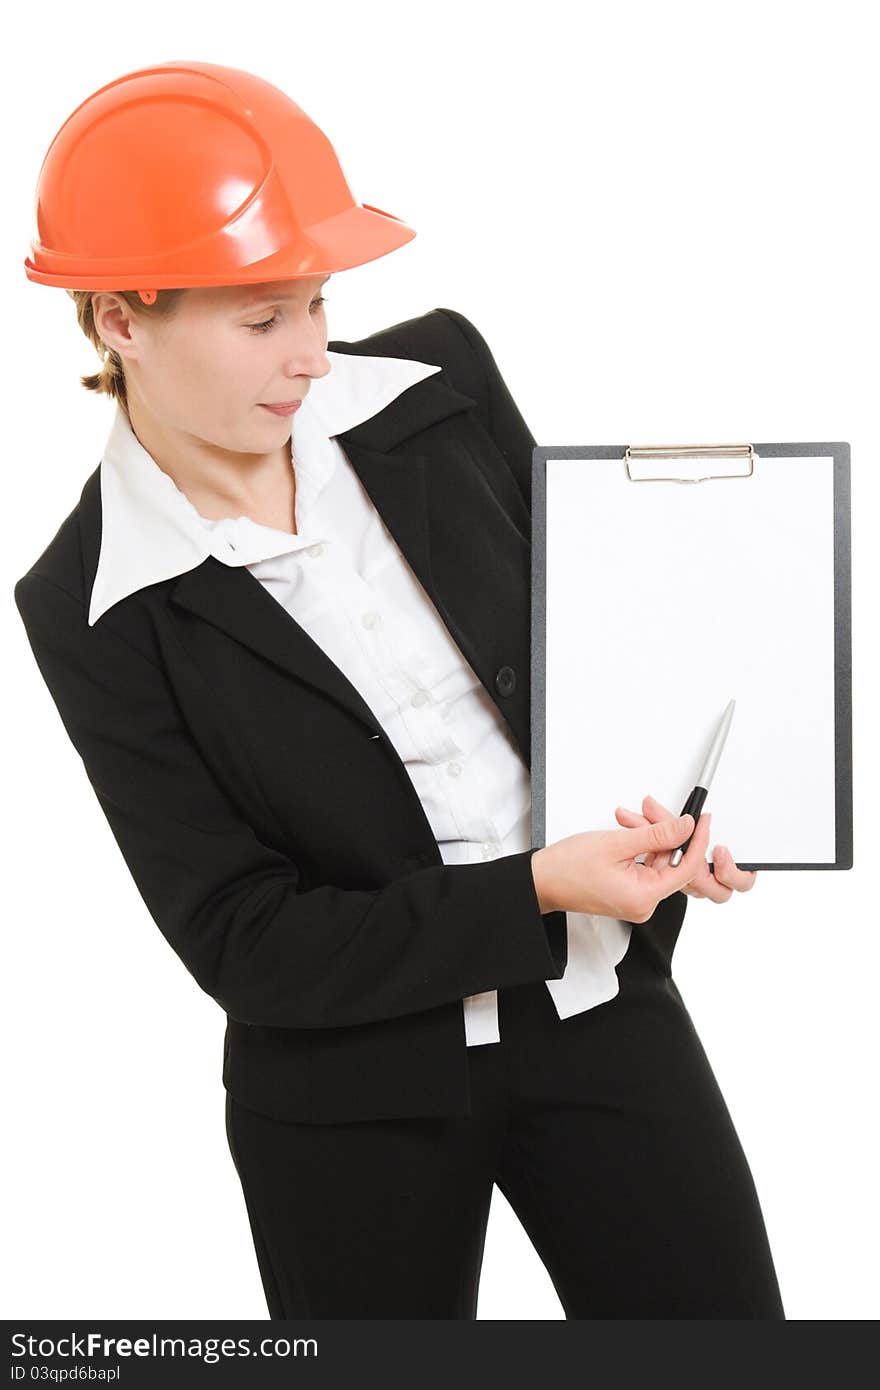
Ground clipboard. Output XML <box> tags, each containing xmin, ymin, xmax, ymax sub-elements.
<box><xmin>530</xmin><ymin>442</ymin><xmax>853</xmax><ymax>872</ymax></box>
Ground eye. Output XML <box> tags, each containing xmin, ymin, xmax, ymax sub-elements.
<box><xmin>247</xmin><ymin>296</ymin><xmax>328</xmax><ymax>334</ymax></box>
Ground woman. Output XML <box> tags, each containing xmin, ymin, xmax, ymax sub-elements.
<box><xmin>15</xmin><ymin>60</ymin><xmax>784</xmax><ymax>1318</ymax></box>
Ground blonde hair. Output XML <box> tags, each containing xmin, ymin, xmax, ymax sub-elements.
<box><xmin>67</xmin><ymin>288</ymin><xmax>185</xmax><ymax>418</ymax></box>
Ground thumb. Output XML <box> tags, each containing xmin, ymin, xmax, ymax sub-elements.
<box><xmin>623</xmin><ymin>812</ymin><xmax>694</xmax><ymax>857</ymax></box>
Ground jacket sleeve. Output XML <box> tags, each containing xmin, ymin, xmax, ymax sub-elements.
<box><xmin>14</xmin><ymin>571</ymin><xmax>566</xmax><ymax>1032</ymax></box>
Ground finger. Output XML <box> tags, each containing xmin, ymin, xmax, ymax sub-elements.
<box><xmin>614</xmin><ymin>806</ymin><xmax>659</xmax><ymax>868</ymax></box>
<box><xmin>641</xmin><ymin>793</ymin><xmax>712</xmax><ymax>876</ymax></box>
<box><xmin>659</xmin><ymin>810</ymin><xmax>711</xmax><ymax>891</ymax></box>
<box><xmin>640</xmin><ymin>795</ymin><xmax>676</xmax><ymax>869</ymax></box>
<box><xmin>713</xmin><ymin>846</ymin><xmax>758</xmax><ymax>893</ymax></box>
<box><xmin>681</xmin><ymin>861</ymin><xmax>717</xmax><ymax>895</ymax></box>
<box><xmin>695</xmin><ymin>873</ymin><xmax>733</xmax><ymax>904</ymax></box>
<box><xmin>620</xmin><ymin>811</ymin><xmax>696</xmax><ymax>860</ymax></box>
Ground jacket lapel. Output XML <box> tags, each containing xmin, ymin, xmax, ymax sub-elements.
<box><xmin>165</xmin><ymin>440</ymin><xmax>433</xmax><ymax>744</ymax></box>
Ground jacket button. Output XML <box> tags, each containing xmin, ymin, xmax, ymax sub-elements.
<box><xmin>494</xmin><ymin>665</ymin><xmax>516</xmax><ymax>697</ymax></box>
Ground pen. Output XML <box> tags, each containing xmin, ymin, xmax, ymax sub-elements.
<box><xmin>669</xmin><ymin>699</ymin><xmax>736</xmax><ymax>868</ymax></box>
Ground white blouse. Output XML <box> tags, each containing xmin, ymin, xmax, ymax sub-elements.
<box><xmin>88</xmin><ymin>347</ymin><xmax>633</xmax><ymax>1045</ymax></box>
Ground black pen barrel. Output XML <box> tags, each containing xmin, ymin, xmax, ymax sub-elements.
<box><xmin>675</xmin><ymin>784</ymin><xmax>709</xmax><ymax>858</ymax></box>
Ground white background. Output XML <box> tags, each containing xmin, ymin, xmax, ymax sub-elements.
<box><xmin>3</xmin><ymin>0</ymin><xmax>877</xmax><ymax>1321</ymax></box>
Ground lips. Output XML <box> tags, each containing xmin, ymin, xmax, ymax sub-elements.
<box><xmin>260</xmin><ymin>400</ymin><xmax>303</xmax><ymax>416</ymax></box>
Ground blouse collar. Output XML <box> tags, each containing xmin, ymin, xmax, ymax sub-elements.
<box><xmin>88</xmin><ymin>349</ymin><xmax>441</xmax><ymax>626</ymax></box>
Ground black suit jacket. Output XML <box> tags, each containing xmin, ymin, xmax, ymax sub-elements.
<box><xmin>14</xmin><ymin>306</ymin><xmax>687</xmax><ymax>1124</ymax></box>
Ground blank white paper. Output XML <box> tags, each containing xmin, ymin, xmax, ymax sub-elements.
<box><xmin>543</xmin><ymin>453</ymin><xmax>837</xmax><ymax>865</ymax></box>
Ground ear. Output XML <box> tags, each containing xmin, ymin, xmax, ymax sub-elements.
<box><xmin>92</xmin><ymin>293</ymin><xmax>138</xmax><ymax>361</ymax></box>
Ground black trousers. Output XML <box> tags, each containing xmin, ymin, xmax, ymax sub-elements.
<box><xmin>224</xmin><ymin>926</ymin><xmax>786</xmax><ymax>1319</ymax></box>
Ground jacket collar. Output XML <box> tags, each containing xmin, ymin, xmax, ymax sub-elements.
<box><xmin>87</xmin><ymin>349</ymin><xmax>449</xmax><ymax>626</ymax></box>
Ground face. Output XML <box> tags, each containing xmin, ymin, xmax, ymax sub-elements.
<box><xmin>92</xmin><ymin>275</ymin><xmax>332</xmax><ymax>457</ymax></box>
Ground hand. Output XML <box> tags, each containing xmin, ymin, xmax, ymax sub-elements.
<box><xmin>614</xmin><ymin>794</ymin><xmax>757</xmax><ymax>903</ymax></box>
<box><xmin>531</xmin><ymin>807</ymin><xmax>711</xmax><ymax>922</ymax></box>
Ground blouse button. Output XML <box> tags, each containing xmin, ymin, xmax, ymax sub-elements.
<box><xmin>447</xmin><ymin>761</ymin><xmax>462</xmax><ymax>778</ymax></box>
<box><xmin>361</xmin><ymin>610</ymin><xmax>380</xmax><ymax>629</ymax></box>
<box><xmin>309</xmin><ymin>543</ymin><xmax>325</xmax><ymax>558</ymax></box>
<box><xmin>410</xmin><ymin>689</ymin><xmax>430</xmax><ymax>707</ymax></box>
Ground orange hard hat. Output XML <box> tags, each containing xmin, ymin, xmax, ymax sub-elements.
<box><xmin>24</xmin><ymin>59</ymin><xmax>416</xmax><ymax>304</ymax></box>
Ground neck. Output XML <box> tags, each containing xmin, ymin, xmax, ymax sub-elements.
<box><xmin>125</xmin><ymin>399</ymin><xmax>297</xmax><ymax>530</ymax></box>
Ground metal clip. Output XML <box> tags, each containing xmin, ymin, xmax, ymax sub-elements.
<box><xmin>624</xmin><ymin>443</ymin><xmax>756</xmax><ymax>483</ymax></box>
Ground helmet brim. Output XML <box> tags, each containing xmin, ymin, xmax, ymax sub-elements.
<box><xmin>25</xmin><ymin>202</ymin><xmax>417</xmax><ymax>290</ymax></box>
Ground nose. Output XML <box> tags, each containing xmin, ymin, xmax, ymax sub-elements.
<box><xmin>283</xmin><ymin>318</ymin><xmax>331</xmax><ymax>384</ymax></box>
